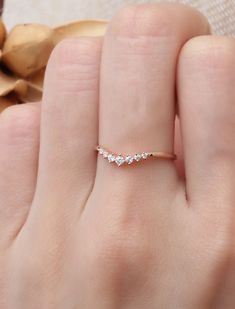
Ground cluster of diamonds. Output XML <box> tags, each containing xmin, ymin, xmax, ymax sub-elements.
<box><xmin>97</xmin><ymin>146</ymin><xmax>151</xmax><ymax>167</ymax></box>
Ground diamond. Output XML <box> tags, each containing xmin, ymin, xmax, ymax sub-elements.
<box><xmin>142</xmin><ymin>152</ymin><xmax>148</xmax><ymax>159</ymax></box>
<box><xmin>99</xmin><ymin>148</ymin><xmax>104</xmax><ymax>155</ymax></box>
<box><xmin>125</xmin><ymin>155</ymin><xmax>134</xmax><ymax>165</ymax></box>
<box><xmin>134</xmin><ymin>154</ymin><xmax>142</xmax><ymax>162</ymax></box>
<box><xmin>108</xmin><ymin>154</ymin><xmax>115</xmax><ymax>163</ymax></box>
<box><xmin>103</xmin><ymin>151</ymin><xmax>108</xmax><ymax>158</ymax></box>
<box><xmin>115</xmin><ymin>155</ymin><xmax>125</xmax><ymax>166</ymax></box>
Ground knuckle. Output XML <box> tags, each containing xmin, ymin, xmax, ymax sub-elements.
<box><xmin>90</xmin><ymin>212</ymin><xmax>153</xmax><ymax>277</ymax></box>
<box><xmin>92</xmin><ymin>235</ymin><xmax>153</xmax><ymax>282</ymax></box>
<box><xmin>181</xmin><ymin>36</ymin><xmax>235</xmax><ymax>72</ymax></box>
<box><xmin>0</xmin><ymin>104</ymin><xmax>39</xmax><ymax>142</ymax></box>
<box><xmin>11</xmin><ymin>250</ymin><xmax>43</xmax><ymax>296</ymax></box>
<box><xmin>48</xmin><ymin>38</ymin><xmax>101</xmax><ymax>94</ymax></box>
<box><xmin>13</xmin><ymin>239</ymin><xmax>63</xmax><ymax>294</ymax></box>
<box><xmin>21</xmin><ymin>257</ymin><xmax>41</xmax><ymax>285</ymax></box>
<box><xmin>196</xmin><ymin>212</ymin><xmax>234</xmax><ymax>265</ymax></box>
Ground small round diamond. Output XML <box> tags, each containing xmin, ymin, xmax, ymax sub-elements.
<box><xmin>134</xmin><ymin>154</ymin><xmax>142</xmax><ymax>162</ymax></box>
<box><xmin>115</xmin><ymin>155</ymin><xmax>125</xmax><ymax>166</ymax></box>
<box><xmin>142</xmin><ymin>152</ymin><xmax>148</xmax><ymax>159</ymax></box>
<box><xmin>99</xmin><ymin>148</ymin><xmax>104</xmax><ymax>155</ymax></box>
<box><xmin>108</xmin><ymin>154</ymin><xmax>115</xmax><ymax>163</ymax></box>
<box><xmin>125</xmin><ymin>155</ymin><xmax>134</xmax><ymax>165</ymax></box>
<box><xmin>103</xmin><ymin>151</ymin><xmax>108</xmax><ymax>158</ymax></box>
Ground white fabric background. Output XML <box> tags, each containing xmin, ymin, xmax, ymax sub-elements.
<box><xmin>3</xmin><ymin>0</ymin><xmax>235</xmax><ymax>36</ymax></box>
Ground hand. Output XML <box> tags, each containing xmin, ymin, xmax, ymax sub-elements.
<box><xmin>1</xmin><ymin>4</ymin><xmax>235</xmax><ymax>308</ymax></box>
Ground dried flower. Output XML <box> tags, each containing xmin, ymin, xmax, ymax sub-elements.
<box><xmin>0</xmin><ymin>18</ymin><xmax>5</xmax><ymax>47</ymax></box>
<box><xmin>0</xmin><ymin>19</ymin><xmax>107</xmax><ymax>112</ymax></box>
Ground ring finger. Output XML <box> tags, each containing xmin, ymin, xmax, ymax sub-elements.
<box><xmin>95</xmin><ymin>4</ymin><xmax>209</xmax><ymax>195</ymax></box>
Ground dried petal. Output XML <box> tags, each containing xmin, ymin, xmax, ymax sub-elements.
<box><xmin>21</xmin><ymin>83</ymin><xmax>42</xmax><ymax>102</ymax></box>
<box><xmin>0</xmin><ymin>96</ymin><xmax>15</xmax><ymax>113</ymax></box>
<box><xmin>2</xmin><ymin>24</ymin><xmax>54</xmax><ymax>77</ymax></box>
<box><xmin>26</xmin><ymin>68</ymin><xmax>44</xmax><ymax>91</ymax></box>
<box><xmin>20</xmin><ymin>68</ymin><xmax>44</xmax><ymax>102</ymax></box>
<box><xmin>0</xmin><ymin>71</ymin><xmax>27</xmax><ymax>96</ymax></box>
<box><xmin>53</xmin><ymin>20</ymin><xmax>108</xmax><ymax>44</ymax></box>
<box><xmin>0</xmin><ymin>17</ymin><xmax>6</xmax><ymax>48</ymax></box>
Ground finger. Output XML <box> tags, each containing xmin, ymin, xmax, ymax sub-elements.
<box><xmin>96</xmin><ymin>4</ymin><xmax>209</xmax><ymax>191</ymax></box>
<box><xmin>0</xmin><ymin>103</ymin><xmax>40</xmax><ymax>248</ymax></box>
<box><xmin>178</xmin><ymin>35</ymin><xmax>235</xmax><ymax>211</ymax></box>
<box><xmin>175</xmin><ymin>117</ymin><xmax>185</xmax><ymax>178</ymax></box>
<box><xmin>31</xmin><ymin>38</ymin><xmax>102</xmax><ymax>220</ymax></box>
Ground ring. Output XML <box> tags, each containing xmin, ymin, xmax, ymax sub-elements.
<box><xmin>96</xmin><ymin>145</ymin><xmax>177</xmax><ymax>167</ymax></box>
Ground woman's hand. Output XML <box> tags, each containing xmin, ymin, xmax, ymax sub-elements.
<box><xmin>1</xmin><ymin>3</ymin><xmax>235</xmax><ymax>308</ymax></box>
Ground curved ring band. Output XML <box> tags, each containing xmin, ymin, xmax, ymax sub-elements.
<box><xmin>96</xmin><ymin>145</ymin><xmax>177</xmax><ymax>167</ymax></box>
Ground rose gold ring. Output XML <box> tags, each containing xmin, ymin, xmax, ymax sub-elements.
<box><xmin>96</xmin><ymin>145</ymin><xmax>177</xmax><ymax>167</ymax></box>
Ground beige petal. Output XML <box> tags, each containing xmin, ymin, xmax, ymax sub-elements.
<box><xmin>26</xmin><ymin>68</ymin><xmax>45</xmax><ymax>91</ymax></box>
<box><xmin>21</xmin><ymin>82</ymin><xmax>42</xmax><ymax>103</ymax></box>
<box><xmin>0</xmin><ymin>18</ymin><xmax>6</xmax><ymax>48</ymax></box>
<box><xmin>20</xmin><ymin>68</ymin><xmax>44</xmax><ymax>102</ymax></box>
<box><xmin>0</xmin><ymin>71</ymin><xmax>28</xmax><ymax>97</ymax></box>
<box><xmin>53</xmin><ymin>20</ymin><xmax>108</xmax><ymax>44</ymax></box>
<box><xmin>0</xmin><ymin>96</ymin><xmax>15</xmax><ymax>113</ymax></box>
<box><xmin>2</xmin><ymin>24</ymin><xmax>54</xmax><ymax>77</ymax></box>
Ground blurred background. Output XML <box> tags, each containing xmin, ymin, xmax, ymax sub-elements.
<box><xmin>2</xmin><ymin>0</ymin><xmax>235</xmax><ymax>36</ymax></box>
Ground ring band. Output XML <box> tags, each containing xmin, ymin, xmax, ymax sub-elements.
<box><xmin>96</xmin><ymin>145</ymin><xmax>177</xmax><ymax>167</ymax></box>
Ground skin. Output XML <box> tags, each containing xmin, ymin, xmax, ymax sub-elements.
<box><xmin>0</xmin><ymin>3</ymin><xmax>235</xmax><ymax>308</ymax></box>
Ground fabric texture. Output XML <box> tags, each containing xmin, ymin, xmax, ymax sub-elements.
<box><xmin>3</xmin><ymin>0</ymin><xmax>235</xmax><ymax>37</ymax></box>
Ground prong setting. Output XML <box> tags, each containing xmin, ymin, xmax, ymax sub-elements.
<box><xmin>103</xmin><ymin>151</ymin><xmax>108</xmax><ymax>158</ymax></box>
<box><xmin>142</xmin><ymin>152</ymin><xmax>149</xmax><ymax>159</ymax></box>
<box><xmin>125</xmin><ymin>155</ymin><xmax>134</xmax><ymax>165</ymax></box>
<box><xmin>134</xmin><ymin>154</ymin><xmax>142</xmax><ymax>162</ymax></box>
<box><xmin>115</xmin><ymin>155</ymin><xmax>125</xmax><ymax>166</ymax></box>
<box><xmin>108</xmin><ymin>154</ymin><xmax>116</xmax><ymax>163</ymax></box>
